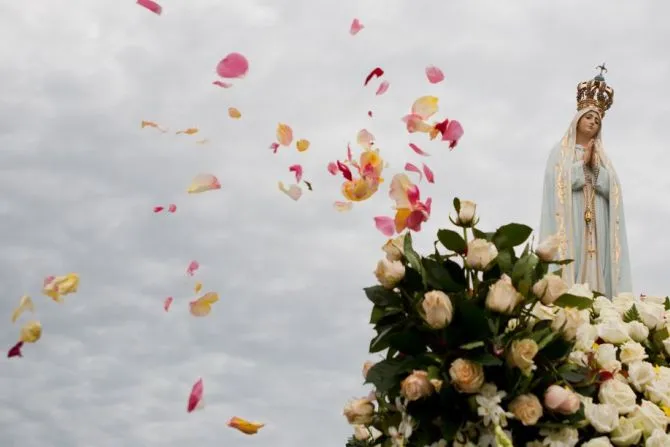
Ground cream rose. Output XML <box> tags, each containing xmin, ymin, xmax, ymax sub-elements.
<box><xmin>581</xmin><ymin>437</ymin><xmax>613</xmax><ymax>447</ymax></box>
<box><xmin>551</xmin><ymin>307</ymin><xmax>585</xmax><ymax>341</ymax></box>
<box><xmin>627</xmin><ymin>321</ymin><xmax>649</xmax><ymax>343</ymax></box>
<box><xmin>646</xmin><ymin>429</ymin><xmax>670</xmax><ymax>447</ymax></box>
<box><xmin>421</xmin><ymin>291</ymin><xmax>453</xmax><ymax>329</ymax></box>
<box><xmin>535</xmin><ymin>233</ymin><xmax>561</xmax><ymax>262</ymax></box>
<box><xmin>531</xmin><ymin>273</ymin><xmax>568</xmax><ymax>305</ymax></box>
<box><xmin>598</xmin><ymin>379</ymin><xmax>637</xmax><ymax>415</ymax></box>
<box><xmin>544</xmin><ymin>385</ymin><xmax>581</xmax><ymax>415</ymax></box>
<box><xmin>465</xmin><ymin>239</ymin><xmax>498</xmax><ymax>270</ymax></box>
<box><xmin>449</xmin><ymin>358</ymin><xmax>484</xmax><ymax>394</ymax></box>
<box><xmin>618</xmin><ymin>341</ymin><xmax>647</xmax><ymax>364</ymax></box>
<box><xmin>609</xmin><ymin>416</ymin><xmax>642</xmax><ymax>446</ymax></box>
<box><xmin>382</xmin><ymin>234</ymin><xmax>406</xmax><ymax>261</ymax></box>
<box><xmin>343</xmin><ymin>397</ymin><xmax>375</xmax><ymax>425</ymax></box>
<box><xmin>507</xmin><ymin>339</ymin><xmax>539</xmax><ymax>375</ymax></box>
<box><xmin>597</xmin><ymin>319</ymin><xmax>631</xmax><ymax>345</ymax></box>
<box><xmin>374</xmin><ymin>258</ymin><xmax>405</xmax><ymax>289</ymax></box>
<box><xmin>629</xmin><ymin>400</ymin><xmax>668</xmax><ymax>436</ymax></box>
<box><xmin>454</xmin><ymin>200</ymin><xmax>477</xmax><ymax>227</ymax></box>
<box><xmin>584</xmin><ymin>399</ymin><xmax>619</xmax><ymax>433</ymax></box>
<box><xmin>400</xmin><ymin>370</ymin><xmax>434</xmax><ymax>401</ymax></box>
<box><xmin>429</xmin><ymin>379</ymin><xmax>443</xmax><ymax>393</ymax></box>
<box><xmin>486</xmin><ymin>274</ymin><xmax>522</xmax><ymax>314</ymax></box>
<box><xmin>508</xmin><ymin>394</ymin><xmax>543</xmax><ymax>426</ymax></box>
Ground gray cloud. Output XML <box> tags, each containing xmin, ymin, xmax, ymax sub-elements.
<box><xmin>1</xmin><ymin>0</ymin><xmax>670</xmax><ymax>445</ymax></box>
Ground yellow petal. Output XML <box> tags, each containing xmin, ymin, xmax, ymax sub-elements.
<box><xmin>19</xmin><ymin>320</ymin><xmax>42</xmax><ymax>343</ymax></box>
<box><xmin>296</xmin><ymin>139</ymin><xmax>310</xmax><ymax>152</ymax></box>
<box><xmin>228</xmin><ymin>107</ymin><xmax>241</xmax><ymax>119</ymax></box>
<box><xmin>333</xmin><ymin>201</ymin><xmax>353</xmax><ymax>212</ymax></box>
<box><xmin>411</xmin><ymin>96</ymin><xmax>439</xmax><ymax>120</ymax></box>
<box><xmin>11</xmin><ymin>295</ymin><xmax>34</xmax><ymax>323</ymax></box>
<box><xmin>199</xmin><ymin>292</ymin><xmax>219</xmax><ymax>305</ymax></box>
<box><xmin>189</xmin><ymin>302</ymin><xmax>211</xmax><ymax>317</ymax></box>
<box><xmin>194</xmin><ymin>282</ymin><xmax>202</xmax><ymax>293</ymax></box>
<box><xmin>276</xmin><ymin>123</ymin><xmax>294</xmax><ymax>146</ymax></box>
<box><xmin>187</xmin><ymin>173</ymin><xmax>221</xmax><ymax>194</ymax></box>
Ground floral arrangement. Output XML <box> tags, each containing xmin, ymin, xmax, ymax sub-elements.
<box><xmin>343</xmin><ymin>199</ymin><xmax>670</xmax><ymax>447</ymax></box>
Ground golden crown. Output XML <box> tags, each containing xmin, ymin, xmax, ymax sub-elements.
<box><xmin>576</xmin><ymin>63</ymin><xmax>614</xmax><ymax>117</ymax></box>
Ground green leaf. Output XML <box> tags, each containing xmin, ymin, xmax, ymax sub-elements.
<box><xmin>364</xmin><ymin>358</ymin><xmax>405</xmax><ymax>393</ymax></box>
<box><xmin>459</xmin><ymin>340</ymin><xmax>485</xmax><ymax>350</ymax></box>
<box><xmin>370</xmin><ymin>306</ymin><xmax>404</xmax><ymax>325</ymax></box>
<box><xmin>437</xmin><ymin>229</ymin><xmax>467</xmax><ymax>253</ymax></box>
<box><xmin>511</xmin><ymin>253</ymin><xmax>539</xmax><ymax>285</ymax></box>
<box><xmin>364</xmin><ymin>286</ymin><xmax>402</xmax><ymax>307</ymax></box>
<box><xmin>388</xmin><ymin>331</ymin><xmax>427</xmax><ymax>355</ymax></box>
<box><xmin>665</xmin><ymin>297</ymin><xmax>670</xmax><ymax>311</ymax></box>
<box><xmin>453</xmin><ymin>197</ymin><xmax>461</xmax><ymax>213</ymax></box>
<box><xmin>472</xmin><ymin>228</ymin><xmax>494</xmax><ymax>241</ymax></box>
<box><xmin>458</xmin><ymin>298</ymin><xmax>491</xmax><ymax>339</ymax></box>
<box><xmin>403</xmin><ymin>233</ymin><xmax>425</xmax><ymax>283</ymax></box>
<box><xmin>496</xmin><ymin>250</ymin><xmax>514</xmax><ymax>274</ymax></box>
<box><xmin>553</xmin><ymin>293</ymin><xmax>594</xmax><ymax>310</ymax></box>
<box><xmin>493</xmin><ymin>223</ymin><xmax>533</xmax><ymax>250</ymax></box>
<box><xmin>469</xmin><ymin>351</ymin><xmax>503</xmax><ymax>366</ymax></box>
<box><xmin>622</xmin><ymin>304</ymin><xmax>641</xmax><ymax>323</ymax></box>
<box><xmin>369</xmin><ymin>324</ymin><xmax>400</xmax><ymax>353</ymax></box>
<box><xmin>423</xmin><ymin>258</ymin><xmax>463</xmax><ymax>292</ymax></box>
<box><xmin>557</xmin><ymin>364</ymin><xmax>590</xmax><ymax>383</ymax></box>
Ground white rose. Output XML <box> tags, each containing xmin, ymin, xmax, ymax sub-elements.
<box><xmin>595</xmin><ymin>344</ymin><xmax>621</xmax><ymax>372</ymax></box>
<box><xmin>568</xmin><ymin>350</ymin><xmax>589</xmax><ymax>367</ymax></box>
<box><xmin>465</xmin><ymin>239</ymin><xmax>498</xmax><ymax>270</ymax></box>
<box><xmin>421</xmin><ymin>291</ymin><xmax>453</xmax><ymax>329</ymax></box>
<box><xmin>597</xmin><ymin>307</ymin><xmax>624</xmax><ymax>323</ymax></box>
<box><xmin>645</xmin><ymin>378</ymin><xmax>670</xmax><ymax>408</ymax></box>
<box><xmin>581</xmin><ymin>437</ymin><xmax>613</xmax><ymax>447</ymax></box>
<box><xmin>646</xmin><ymin>429</ymin><xmax>670</xmax><ymax>447</ymax></box>
<box><xmin>637</xmin><ymin>302</ymin><xmax>665</xmax><ymax>330</ymax></box>
<box><xmin>535</xmin><ymin>233</ymin><xmax>561</xmax><ymax>262</ymax></box>
<box><xmin>643</xmin><ymin>295</ymin><xmax>667</xmax><ymax>305</ymax></box>
<box><xmin>657</xmin><ymin>366</ymin><xmax>670</xmax><ymax>382</ymax></box>
<box><xmin>531</xmin><ymin>273</ymin><xmax>568</xmax><ymax>305</ymax></box>
<box><xmin>575</xmin><ymin>324</ymin><xmax>599</xmax><ymax>352</ymax></box>
<box><xmin>551</xmin><ymin>307</ymin><xmax>585</xmax><ymax>341</ymax></box>
<box><xmin>599</xmin><ymin>379</ymin><xmax>637</xmax><ymax>414</ymax></box>
<box><xmin>612</xmin><ymin>294</ymin><xmax>635</xmax><ymax>315</ymax></box>
<box><xmin>627</xmin><ymin>361</ymin><xmax>656</xmax><ymax>392</ymax></box>
<box><xmin>382</xmin><ymin>234</ymin><xmax>406</xmax><ymax>261</ymax></box>
<box><xmin>584</xmin><ymin>400</ymin><xmax>620</xmax><ymax>433</ymax></box>
<box><xmin>454</xmin><ymin>200</ymin><xmax>477</xmax><ymax>227</ymax></box>
<box><xmin>528</xmin><ymin>302</ymin><xmax>557</xmax><ymax>327</ymax></box>
<box><xmin>485</xmin><ymin>274</ymin><xmax>522</xmax><ymax>314</ymax></box>
<box><xmin>567</xmin><ymin>282</ymin><xmax>594</xmax><ymax>299</ymax></box>
<box><xmin>609</xmin><ymin>416</ymin><xmax>642</xmax><ymax>446</ymax></box>
<box><xmin>619</xmin><ymin>341</ymin><xmax>648</xmax><ymax>364</ymax></box>
<box><xmin>627</xmin><ymin>321</ymin><xmax>649</xmax><ymax>343</ymax></box>
<box><xmin>629</xmin><ymin>400</ymin><xmax>668</xmax><ymax>436</ymax></box>
<box><xmin>598</xmin><ymin>319</ymin><xmax>631</xmax><ymax>345</ymax></box>
<box><xmin>594</xmin><ymin>296</ymin><xmax>615</xmax><ymax>315</ymax></box>
<box><xmin>374</xmin><ymin>258</ymin><xmax>405</xmax><ymax>289</ymax></box>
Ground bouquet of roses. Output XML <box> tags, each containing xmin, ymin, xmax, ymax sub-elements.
<box><xmin>342</xmin><ymin>199</ymin><xmax>670</xmax><ymax>447</ymax></box>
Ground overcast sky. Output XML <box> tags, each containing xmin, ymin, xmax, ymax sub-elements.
<box><xmin>1</xmin><ymin>1</ymin><xmax>670</xmax><ymax>446</ymax></box>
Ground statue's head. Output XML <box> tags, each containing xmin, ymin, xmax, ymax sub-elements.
<box><xmin>576</xmin><ymin>109</ymin><xmax>601</xmax><ymax>139</ymax></box>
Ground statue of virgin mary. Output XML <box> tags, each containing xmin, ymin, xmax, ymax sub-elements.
<box><xmin>539</xmin><ymin>65</ymin><xmax>632</xmax><ymax>298</ymax></box>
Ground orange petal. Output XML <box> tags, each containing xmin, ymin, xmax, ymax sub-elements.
<box><xmin>189</xmin><ymin>301</ymin><xmax>212</xmax><ymax>317</ymax></box>
<box><xmin>176</xmin><ymin>128</ymin><xmax>199</xmax><ymax>135</ymax></box>
<box><xmin>276</xmin><ymin>123</ymin><xmax>293</xmax><ymax>146</ymax></box>
<box><xmin>411</xmin><ymin>96</ymin><xmax>439</xmax><ymax>120</ymax></box>
<box><xmin>394</xmin><ymin>208</ymin><xmax>412</xmax><ymax>233</ymax></box>
<box><xmin>187</xmin><ymin>174</ymin><xmax>221</xmax><ymax>194</ymax></box>
<box><xmin>296</xmin><ymin>139</ymin><xmax>310</xmax><ymax>152</ymax></box>
<box><xmin>228</xmin><ymin>107</ymin><xmax>241</xmax><ymax>119</ymax></box>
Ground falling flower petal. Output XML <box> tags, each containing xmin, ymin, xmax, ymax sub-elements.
<box><xmin>368</xmin><ymin>110</ymin><xmax>373</xmax><ymax>117</ymax></box>
<box><xmin>296</xmin><ymin>139</ymin><xmax>310</xmax><ymax>152</ymax></box>
<box><xmin>349</xmin><ymin>18</ymin><xmax>364</xmax><ymax>35</ymax></box>
<box><xmin>425</xmin><ymin>65</ymin><xmax>445</xmax><ymax>84</ymax></box>
<box><xmin>42</xmin><ymin>273</ymin><xmax>79</xmax><ymax>303</ymax></box>
<box><xmin>374</xmin><ymin>216</ymin><xmax>395</xmax><ymax>237</ymax></box>
<box><xmin>304</xmin><ymin>180</ymin><xmax>312</xmax><ymax>191</ymax></box>
<box><xmin>408</xmin><ymin>143</ymin><xmax>430</xmax><ymax>156</ymax></box>
<box><xmin>276</xmin><ymin>123</ymin><xmax>293</xmax><ymax>146</ymax></box>
<box><xmin>187</xmin><ymin>378</ymin><xmax>204</xmax><ymax>412</ymax></box>
<box><xmin>189</xmin><ymin>292</ymin><xmax>219</xmax><ymax>317</ymax></box>
<box><xmin>228</xmin><ymin>417</ymin><xmax>265</xmax><ymax>435</ymax></box>
<box><xmin>163</xmin><ymin>297</ymin><xmax>173</xmax><ymax>312</ymax></box>
<box><xmin>194</xmin><ymin>282</ymin><xmax>202</xmax><ymax>293</ymax></box>
<box><xmin>141</xmin><ymin>120</ymin><xmax>167</xmax><ymax>132</ymax></box>
<box><xmin>269</xmin><ymin>142</ymin><xmax>280</xmax><ymax>153</ymax></box>
<box><xmin>402</xmin><ymin>114</ymin><xmax>434</xmax><ymax>134</ymax></box>
<box><xmin>435</xmin><ymin>119</ymin><xmax>464</xmax><ymax>149</ymax></box>
<box><xmin>137</xmin><ymin>0</ymin><xmax>162</xmax><ymax>15</ymax></box>
<box><xmin>7</xmin><ymin>341</ymin><xmax>23</xmax><ymax>358</ymax></box>
<box><xmin>327</xmin><ymin>162</ymin><xmax>338</xmax><ymax>175</ymax></box>
<box><xmin>212</xmin><ymin>81</ymin><xmax>232</xmax><ymax>88</ymax></box>
<box><xmin>153</xmin><ymin>206</ymin><xmax>164</xmax><ymax>213</ymax></box>
<box><xmin>11</xmin><ymin>295</ymin><xmax>34</xmax><ymax>323</ymax></box>
<box><xmin>216</xmin><ymin>53</ymin><xmax>249</xmax><ymax>79</ymax></box>
<box><xmin>364</xmin><ymin>67</ymin><xmax>384</xmax><ymax>86</ymax></box>
<box><xmin>375</xmin><ymin>81</ymin><xmax>390</xmax><ymax>96</ymax></box>
<box><xmin>404</xmin><ymin>163</ymin><xmax>422</xmax><ymax>182</ymax></box>
<box><xmin>196</xmin><ymin>139</ymin><xmax>209</xmax><ymax>144</ymax></box>
<box><xmin>422</xmin><ymin>164</ymin><xmax>435</xmax><ymax>183</ymax></box>
<box><xmin>278</xmin><ymin>181</ymin><xmax>302</xmax><ymax>201</ymax></box>
<box><xmin>168</xmin><ymin>204</ymin><xmax>177</xmax><ymax>213</ymax></box>
<box><xmin>356</xmin><ymin>129</ymin><xmax>375</xmax><ymax>149</ymax></box>
<box><xmin>187</xmin><ymin>174</ymin><xmax>221</xmax><ymax>194</ymax></box>
<box><xmin>334</xmin><ymin>201</ymin><xmax>353</xmax><ymax>212</ymax></box>
<box><xmin>186</xmin><ymin>260</ymin><xmax>200</xmax><ymax>276</ymax></box>
<box><xmin>19</xmin><ymin>320</ymin><xmax>42</xmax><ymax>343</ymax></box>
<box><xmin>411</xmin><ymin>96</ymin><xmax>439</xmax><ymax>120</ymax></box>
<box><xmin>289</xmin><ymin>164</ymin><xmax>303</xmax><ymax>183</ymax></box>
<box><xmin>336</xmin><ymin>161</ymin><xmax>353</xmax><ymax>181</ymax></box>
<box><xmin>176</xmin><ymin>128</ymin><xmax>199</xmax><ymax>135</ymax></box>
<box><xmin>228</xmin><ymin>107</ymin><xmax>241</xmax><ymax>119</ymax></box>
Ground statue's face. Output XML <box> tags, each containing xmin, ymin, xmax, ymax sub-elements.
<box><xmin>577</xmin><ymin>111</ymin><xmax>601</xmax><ymax>138</ymax></box>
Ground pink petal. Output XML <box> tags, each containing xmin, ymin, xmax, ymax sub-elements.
<box><xmin>153</xmin><ymin>206</ymin><xmax>164</xmax><ymax>213</ymax></box>
<box><xmin>334</xmin><ymin>201</ymin><xmax>353</xmax><ymax>212</ymax></box>
<box><xmin>186</xmin><ymin>260</ymin><xmax>200</xmax><ymax>276</ymax></box>
<box><xmin>404</xmin><ymin>163</ymin><xmax>422</xmax><ymax>182</ymax></box>
<box><xmin>442</xmin><ymin>120</ymin><xmax>464</xmax><ymax>149</ymax></box>
<box><xmin>406</xmin><ymin>210</ymin><xmax>427</xmax><ymax>232</ymax></box>
<box><xmin>407</xmin><ymin>185</ymin><xmax>421</xmax><ymax>206</ymax></box>
<box><xmin>269</xmin><ymin>142</ymin><xmax>280</xmax><ymax>153</ymax></box>
<box><xmin>187</xmin><ymin>174</ymin><xmax>221</xmax><ymax>194</ymax></box>
<box><xmin>368</xmin><ymin>110</ymin><xmax>373</xmax><ymax>117</ymax></box>
<box><xmin>364</xmin><ymin>67</ymin><xmax>384</xmax><ymax>86</ymax></box>
<box><xmin>289</xmin><ymin>164</ymin><xmax>303</xmax><ymax>183</ymax></box>
<box><xmin>337</xmin><ymin>161</ymin><xmax>353</xmax><ymax>181</ymax></box>
<box><xmin>137</xmin><ymin>0</ymin><xmax>162</xmax><ymax>14</ymax></box>
<box><xmin>163</xmin><ymin>297</ymin><xmax>173</xmax><ymax>311</ymax></box>
<box><xmin>7</xmin><ymin>341</ymin><xmax>23</xmax><ymax>358</ymax></box>
<box><xmin>216</xmin><ymin>53</ymin><xmax>249</xmax><ymax>79</ymax></box>
<box><xmin>374</xmin><ymin>216</ymin><xmax>395</xmax><ymax>237</ymax></box>
<box><xmin>425</xmin><ymin>197</ymin><xmax>433</xmax><ymax>214</ymax></box>
<box><xmin>212</xmin><ymin>81</ymin><xmax>232</xmax><ymax>88</ymax></box>
<box><xmin>409</xmin><ymin>143</ymin><xmax>430</xmax><ymax>156</ymax></box>
<box><xmin>346</xmin><ymin>144</ymin><xmax>353</xmax><ymax>162</ymax></box>
<box><xmin>375</xmin><ymin>80</ymin><xmax>390</xmax><ymax>96</ymax></box>
<box><xmin>327</xmin><ymin>162</ymin><xmax>338</xmax><ymax>175</ymax></box>
<box><xmin>425</xmin><ymin>65</ymin><xmax>444</xmax><ymax>84</ymax></box>
<box><xmin>349</xmin><ymin>18</ymin><xmax>364</xmax><ymax>35</ymax></box>
<box><xmin>422</xmin><ymin>164</ymin><xmax>434</xmax><ymax>183</ymax></box>
<box><xmin>168</xmin><ymin>204</ymin><xmax>177</xmax><ymax>213</ymax></box>
<box><xmin>187</xmin><ymin>378</ymin><xmax>204</xmax><ymax>413</ymax></box>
